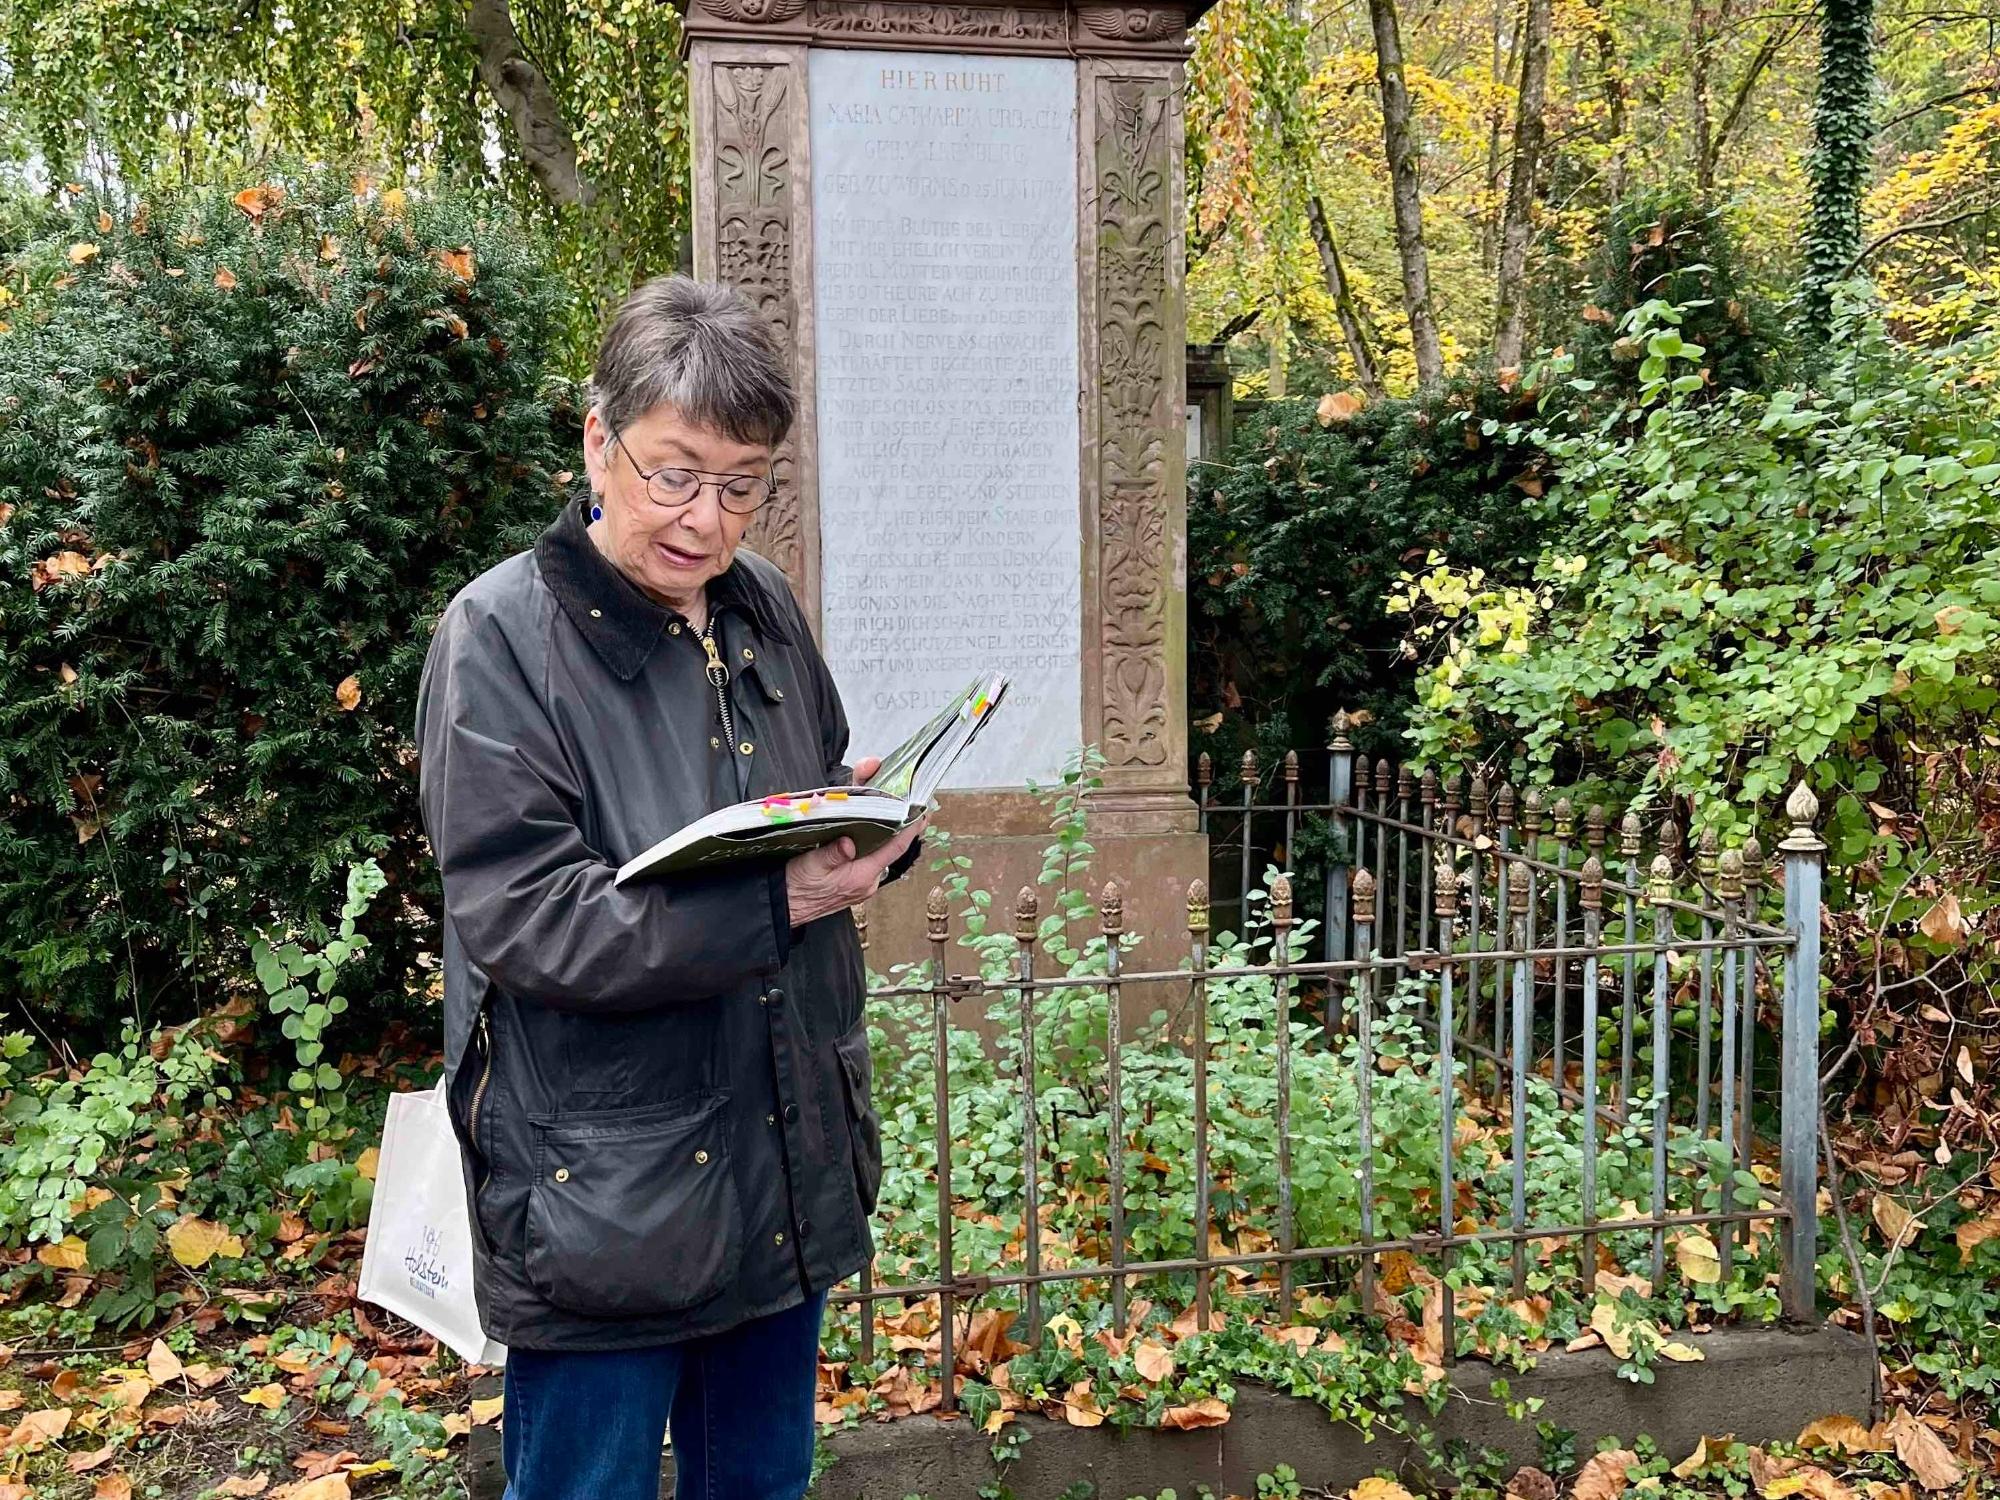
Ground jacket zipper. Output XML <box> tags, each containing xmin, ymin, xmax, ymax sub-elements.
<box><xmin>468</xmin><ymin>1009</ymin><xmax>494</xmax><ymax>1191</ymax></box>
<box><xmin>700</xmin><ymin>621</ymin><xmax>736</xmax><ymax>750</ymax></box>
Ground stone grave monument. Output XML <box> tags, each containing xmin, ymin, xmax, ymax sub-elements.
<box><xmin>683</xmin><ymin>0</ymin><xmax>1213</xmax><ymax>962</ymax></box>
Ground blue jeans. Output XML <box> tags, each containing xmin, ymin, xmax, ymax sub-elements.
<box><xmin>500</xmin><ymin>1292</ymin><xmax>826</xmax><ymax>1500</ymax></box>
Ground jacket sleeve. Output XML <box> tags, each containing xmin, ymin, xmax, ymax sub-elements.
<box><xmin>416</xmin><ymin>596</ymin><xmax>789</xmax><ymax>1014</ymax></box>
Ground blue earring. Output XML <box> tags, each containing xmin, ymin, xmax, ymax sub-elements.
<box><xmin>589</xmin><ymin>501</ymin><xmax>603</xmax><ymax>522</ymax></box>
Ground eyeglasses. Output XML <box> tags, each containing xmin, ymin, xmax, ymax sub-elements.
<box><xmin>610</xmin><ymin>426</ymin><xmax>774</xmax><ymax>516</ymax></box>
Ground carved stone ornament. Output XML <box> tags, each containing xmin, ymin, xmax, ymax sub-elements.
<box><xmin>808</xmin><ymin>2</ymin><xmax>1071</xmax><ymax>39</ymax></box>
<box><xmin>711</xmin><ymin>65</ymin><xmax>805</xmax><ymax>589</ymax></box>
<box><xmin>704</xmin><ymin>0</ymin><xmax>808</xmax><ymax>19</ymax></box>
<box><xmin>1095</xmin><ymin>76</ymin><xmax>1175</xmax><ymax>770</ymax></box>
<box><xmin>1077</xmin><ymin>5</ymin><xmax>1180</xmax><ymax>41</ymax></box>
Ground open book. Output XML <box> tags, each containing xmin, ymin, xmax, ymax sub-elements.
<box><xmin>613</xmin><ymin>670</ymin><xmax>1009</xmax><ymax>885</ymax></box>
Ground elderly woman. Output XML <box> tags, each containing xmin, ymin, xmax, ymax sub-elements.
<box><xmin>415</xmin><ymin>277</ymin><xmax>920</xmax><ymax>1500</ymax></box>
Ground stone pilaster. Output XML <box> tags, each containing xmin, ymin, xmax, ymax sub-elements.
<box><xmin>690</xmin><ymin>40</ymin><xmax>821</xmax><ymax>628</ymax></box>
<box><xmin>1079</xmin><ymin>57</ymin><xmax>1191</xmax><ymax>834</ymax></box>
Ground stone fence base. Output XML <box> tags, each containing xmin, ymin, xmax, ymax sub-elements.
<box><xmin>466</xmin><ymin>1324</ymin><xmax>1875</xmax><ymax>1498</ymax></box>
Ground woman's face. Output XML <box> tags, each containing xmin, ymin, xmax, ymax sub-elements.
<box><xmin>581</xmin><ymin>401</ymin><xmax>770</xmax><ymax>612</ymax></box>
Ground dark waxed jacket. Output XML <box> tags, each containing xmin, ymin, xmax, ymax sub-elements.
<box><xmin>414</xmin><ymin>496</ymin><xmax>895</xmax><ymax>1351</ymax></box>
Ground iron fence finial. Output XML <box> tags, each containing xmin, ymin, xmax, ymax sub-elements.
<box><xmin>1495</xmin><ymin>781</ymin><xmax>1516</xmax><ymax>828</ymax></box>
<box><xmin>1240</xmin><ymin>749</ymin><xmax>1259</xmax><ymax>786</ymax></box>
<box><xmin>926</xmin><ymin>885</ymin><xmax>949</xmax><ymax>942</ymax></box>
<box><xmin>1522</xmin><ymin>787</ymin><xmax>1543</xmax><ymax>836</ymax></box>
<box><xmin>1781</xmin><ymin>782</ymin><xmax>1826</xmax><ymax>852</ymax></box>
<box><xmin>1469</xmin><ymin>774</ymin><xmax>1489</xmax><ymax>826</ymax></box>
<box><xmin>1698</xmin><ymin>825</ymin><xmax>1720</xmax><ymax>879</ymax></box>
<box><xmin>1271</xmin><ymin>873</ymin><xmax>1294</xmax><ymax>929</ymax></box>
<box><xmin>1353</xmin><ymin>867</ymin><xmax>1377</xmax><ymax>925</ymax></box>
<box><xmin>1015</xmin><ymin>886</ymin><xmax>1038</xmax><ymax>941</ymax></box>
<box><xmin>1355</xmin><ymin>754</ymin><xmax>1372</xmax><ymax>795</ymax></box>
<box><xmin>1508</xmin><ymin>860</ymin><xmax>1531</xmax><ymax>913</ymax></box>
<box><xmin>1421</xmin><ymin>767</ymin><xmax>1439</xmax><ymax>807</ymax></box>
<box><xmin>1660</xmin><ymin>819</ymin><xmax>1683</xmax><ymax>864</ymax></box>
<box><xmin>1330</xmin><ymin>710</ymin><xmax>1353</xmax><ymax>750</ymax></box>
<box><xmin>1375</xmin><ymin>759</ymin><xmax>1392</xmax><ymax>796</ymax></box>
<box><xmin>1187</xmin><ymin>879</ymin><xmax>1210</xmax><ymax>936</ymax></box>
<box><xmin>1283</xmin><ymin>749</ymin><xmax>1299</xmax><ymax>784</ymax></box>
<box><xmin>1433</xmin><ymin>851</ymin><xmax>1459</xmax><ymax>917</ymax></box>
<box><xmin>1580</xmin><ymin>854</ymin><xmax>1604</xmax><ymax>910</ymax></box>
<box><xmin>1718</xmin><ymin>847</ymin><xmax>1744</xmax><ymax>901</ymax></box>
<box><xmin>1196</xmin><ymin>752</ymin><xmax>1212</xmax><ymax>787</ymax></box>
<box><xmin>1398</xmin><ymin>762</ymin><xmax>1415</xmax><ymax>799</ymax></box>
<box><xmin>1743</xmin><ymin>833</ymin><xmax>1765</xmax><ymax>889</ymax></box>
<box><xmin>1586</xmin><ymin>803</ymin><xmax>1607</xmax><ymax>851</ymax></box>
<box><xmin>1620</xmin><ymin>809</ymin><xmax>1643</xmax><ymax>858</ymax></box>
<box><xmin>1648</xmin><ymin>854</ymin><xmax>1675</xmax><ymax>905</ymax></box>
<box><xmin>1101</xmin><ymin>881</ymin><xmax>1125</xmax><ymax>936</ymax></box>
<box><xmin>1553</xmin><ymin>796</ymin><xmax>1574</xmax><ymax>842</ymax></box>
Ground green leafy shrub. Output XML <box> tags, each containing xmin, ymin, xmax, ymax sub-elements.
<box><xmin>1553</xmin><ymin>189</ymin><xmax>1781</xmax><ymax>402</ymax></box>
<box><xmin>1394</xmin><ymin>300</ymin><xmax>2000</xmax><ymax>863</ymax></box>
<box><xmin>1189</xmin><ymin>375</ymin><xmax>1553</xmax><ymax>774</ymax></box>
<box><xmin>0</xmin><ymin>172</ymin><xmax>573</xmax><ymax>1029</ymax></box>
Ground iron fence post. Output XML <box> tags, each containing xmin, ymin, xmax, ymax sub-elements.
<box><xmin>1353</xmin><ymin>869</ymin><xmax>1379</xmax><ymax>1313</ymax></box>
<box><xmin>1272</xmin><ymin>873</ymin><xmax>1297</xmax><ymax>1323</ymax></box>
<box><xmin>1433</xmin><ymin>850</ymin><xmax>1460</xmax><ymax>1365</ymax></box>
<box><xmin>1648</xmin><ymin>851</ymin><xmax>1674</xmax><ymax>1289</ymax></box>
<box><xmin>1015</xmin><ymin>887</ymin><xmax>1043</xmax><ymax>1347</ymax></box>
<box><xmin>1779</xmin><ymin>784</ymin><xmax>1825</xmax><ymax>1325</ymax></box>
<box><xmin>1103</xmin><ymin>883</ymin><xmax>1129</xmax><ymax>1332</ymax></box>
<box><xmin>1327</xmin><ymin>715</ymin><xmax>1353</xmax><ymax>972</ymax></box>
<box><xmin>1508</xmin><ymin>861</ymin><xmax>1531</xmax><ymax>1296</ymax></box>
<box><xmin>1579</xmin><ymin>855</ymin><xmax>1604</xmax><ymax>1296</ymax></box>
<box><xmin>926</xmin><ymin>887</ymin><xmax>957</xmax><ymax>1410</ymax></box>
<box><xmin>1188</xmin><ymin>881</ymin><xmax>1213</xmax><ymax>1331</ymax></box>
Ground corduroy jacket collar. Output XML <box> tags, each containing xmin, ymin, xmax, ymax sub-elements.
<box><xmin>532</xmin><ymin>495</ymin><xmax>791</xmax><ymax>681</ymax></box>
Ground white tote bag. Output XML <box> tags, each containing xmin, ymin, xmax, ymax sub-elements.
<box><xmin>358</xmin><ymin>1083</ymin><xmax>508</xmax><ymax>1367</ymax></box>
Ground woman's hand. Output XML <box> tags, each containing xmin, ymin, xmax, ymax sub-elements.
<box><xmin>785</xmin><ymin>818</ymin><xmax>926</xmax><ymax>929</ymax></box>
<box><xmin>851</xmin><ymin>754</ymin><xmax>881</xmax><ymax>784</ymax></box>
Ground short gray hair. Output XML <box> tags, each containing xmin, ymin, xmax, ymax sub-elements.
<box><xmin>589</xmin><ymin>276</ymin><xmax>796</xmax><ymax>447</ymax></box>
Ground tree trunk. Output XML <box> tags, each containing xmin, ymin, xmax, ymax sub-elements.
<box><xmin>1803</xmin><ymin>0</ymin><xmax>1876</xmax><ymax>337</ymax></box>
<box><xmin>1596</xmin><ymin>19</ymin><xmax>1628</xmax><ymax>203</ymax></box>
<box><xmin>466</xmin><ymin>0</ymin><xmax>596</xmax><ymax>209</ymax></box>
<box><xmin>1691</xmin><ymin>0</ymin><xmax>1716</xmax><ymax>200</ymax></box>
<box><xmin>1491</xmin><ymin>0</ymin><xmax>1552</xmax><ymax>368</ymax></box>
<box><xmin>1307</xmin><ymin>194</ymin><xmax>1386</xmax><ymax>398</ymax></box>
<box><xmin>1367</xmin><ymin>0</ymin><xmax>1445</xmax><ymax>386</ymax></box>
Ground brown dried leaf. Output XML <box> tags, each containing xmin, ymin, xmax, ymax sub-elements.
<box><xmin>1797</xmin><ymin>1415</ymin><xmax>1891</xmax><ymax>1455</ymax></box>
<box><xmin>145</xmin><ymin>1340</ymin><xmax>183</xmax><ymax>1385</ymax></box>
<box><xmin>67</xmin><ymin>1441</ymin><xmax>117</xmax><ymax>1473</ymax></box>
<box><xmin>1918</xmin><ymin>895</ymin><xmax>1970</xmax><ymax>949</ymax></box>
<box><xmin>1160</xmin><ymin>1396</ymin><xmax>1230</xmax><ymax>1430</ymax></box>
<box><xmin>334</xmin><ymin>676</ymin><xmax>363</xmax><ymax>713</ymax></box>
<box><xmin>1887</xmin><ymin>1411</ymin><xmax>1964</xmax><ymax>1490</ymax></box>
<box><xmin>1573</xmin><ymin>1448</ymin><xmax>1639</xmax><ymax>1500</ymax></box>
<box><xmin>94</xmin><ymin>1475</ymin><xmax>132</xmax><ymax>1500</ymax></box>
<box><xmin>1059</xmin><ymin>1381</ymin><xmax>1104</xmax><ymax>1428</ymax></box>
<box><xmin>1871</xmin><ymin>1194</ymin><xmax>1916</xmax><ymax>1246</ymax></box>
<box><xmin>1132</xmin><ymin>1340</ymin><xmax>1173</xmax><ymax>1383</ymax></box>
<box><xmin>216</xmin><ymin>1474</ymin><xmax>270</xmax><ymax>1497</ymax></box>
<box><xmin>6</xmin><ymin>1405</ymin><xmax>72</xmax><ymax>1450</ymax></box>
<box><xmin>232</xmin><ymin>187</ymin><xmax>286</xmax><ymax>223</ymax></box>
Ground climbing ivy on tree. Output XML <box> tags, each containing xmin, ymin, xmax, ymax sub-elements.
<box><xmin>1802</xmin><ymin>0</ymin><xmax>1877</xmax><ymax>337</ymax></box>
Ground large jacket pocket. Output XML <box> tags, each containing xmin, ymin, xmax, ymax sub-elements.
<box><xmin>523</xmin><ymin>1094</ymin><xmax>741</xmax><ymax>1319</ymax></box>
<box><xmin>833</xmin><ymin>1024</ymin><xmax>883</xmax><ymax>1217</ymax></box>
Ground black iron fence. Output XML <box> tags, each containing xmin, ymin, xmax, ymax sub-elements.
<box><xmin>839</xmin><ymin>717</ymin><xmax>1826</xmax><ymax>1413</ymax></box>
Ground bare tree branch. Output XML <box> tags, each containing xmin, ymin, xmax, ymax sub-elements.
<box><xmin>466</xmin><ymin>0</ymin><xmax>596</xmax><ymax>208</ymax></box>
<box><xmin>1307</xmin><ymin>193</ymin><xmax>1387</xmax><ymax>398</ymax></box>
<box><xmin>1847</xmin><ymin>198</ymin><xmax>2000</xmax><ymax>274</ymax></box>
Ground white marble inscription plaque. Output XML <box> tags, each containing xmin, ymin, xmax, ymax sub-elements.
<box><xmin>811</xmin><ymin>49</ymin><xmax>1081</xmax><ymax>791</ymax></box>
